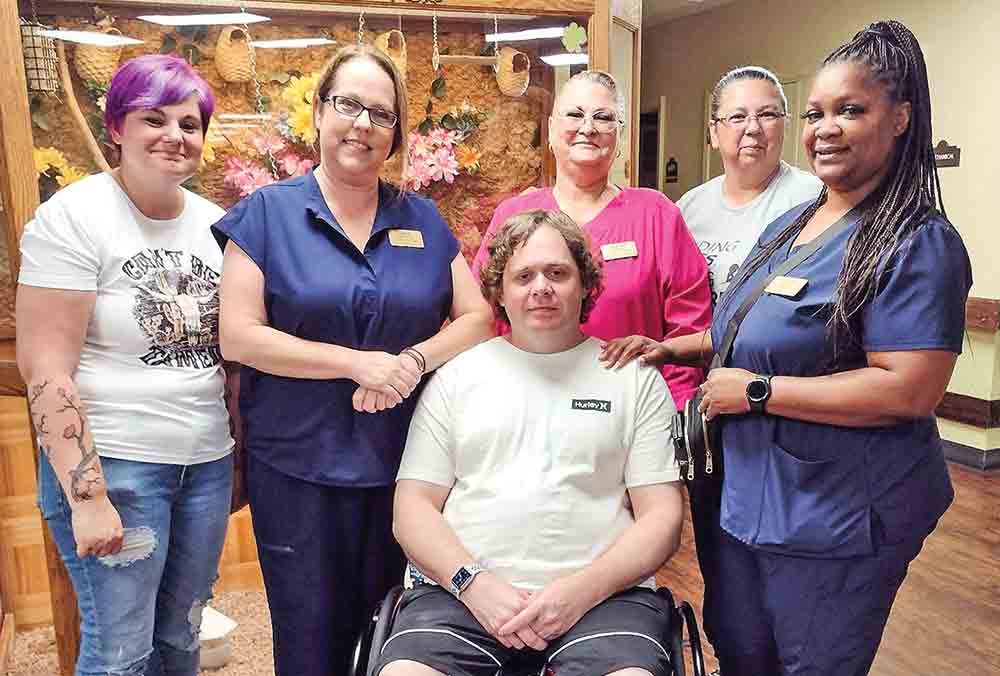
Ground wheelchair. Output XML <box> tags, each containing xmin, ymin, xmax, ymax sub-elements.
<box><xmin>349</xmin><ymin>585</ymin><xmax>706</xmax><ymax>676</ymax></box>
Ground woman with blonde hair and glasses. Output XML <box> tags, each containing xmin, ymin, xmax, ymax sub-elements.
<box><xmin>213</xmin><ymin>44</ymin><xmax>493</xmax><ymax>676</ymax></box>
<box><xmin>473</xmin><ymin>70</ymin><xmax>711</xmax><ymax>409</ymax></box>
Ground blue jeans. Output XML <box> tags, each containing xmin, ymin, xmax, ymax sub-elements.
<box><xmin>37</xmin><ymin>452</ymin><xmax>233</xmax><ymax>676</ymax></box>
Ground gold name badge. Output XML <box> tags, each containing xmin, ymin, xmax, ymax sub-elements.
<box><xmin>600</xmin><ymin>241</ymin><xmax>638</xmax><ymax>261</ymax></box>
<box><xmin>765</xmin><ymin>275</ymin><xmax>809</xmax><ymax>298</ymax></box>
<box><xmin>388</xmin><ymin>229</ymin><xmax>425</xmax><ymax>248</ymax></box>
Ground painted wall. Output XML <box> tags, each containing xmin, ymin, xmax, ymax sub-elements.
<box><xmin>641</xmin><ymin>0</ymin><xmax>999</xmax><ymax>449</ymax></box>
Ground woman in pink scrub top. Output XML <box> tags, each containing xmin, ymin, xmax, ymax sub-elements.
<box><xmin>472</xmin><ymin>71</ymin><xmax>711</xmax><ymax>406</ymax></box>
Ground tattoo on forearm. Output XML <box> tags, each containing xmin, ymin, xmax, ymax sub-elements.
<box><xmin>28</xmin><ymin>381</ymin><xmax>51</xmax><ymax>453</ymax></box>
<box><xmin>54</xmin><ymin>387</ymin><xmax>103</xmax><ymax>502</ymax></box>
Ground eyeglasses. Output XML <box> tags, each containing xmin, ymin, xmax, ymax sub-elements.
<box><xmin>322</xmin><ymin>94</ymin><xmax>399</xmax><ymax>129</ymax></box>
<box><xmin>712</xmin><ymin>111</ymin><xmax>786</xmax><ymax>129</ymax></box>
<box><xmin>558</xmin><ymin>110</ymin><xmax>623</xmax><ymax>134</ymax></box>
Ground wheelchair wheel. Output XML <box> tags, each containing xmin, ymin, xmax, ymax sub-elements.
<box><xmin>679</xmin><ymin>601</ymin><xmax>706</xmax><ymax>676</ymax></box>
<box><xmin>366</xmin><ymin>585</ymin><xmax>406</xmax><ymax>676</ymax></box>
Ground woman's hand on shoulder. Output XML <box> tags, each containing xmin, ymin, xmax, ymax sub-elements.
<box><xmin>600</xmin><ymin>335</ymin><xmax>672</xmax><ymax>370</ymax></box>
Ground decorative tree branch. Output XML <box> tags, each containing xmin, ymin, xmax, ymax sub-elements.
<box><xmin>55</xmin><ymin>40</ymin><xmax>112</xmax><ymax>173</ymax></box>
<box><xmin>56</xmin><ymin>388</ymin><xmax>103</xmax><ymax>501</ymax></box>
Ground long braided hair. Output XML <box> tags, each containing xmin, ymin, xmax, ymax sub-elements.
<box><xmin>724</xmin><ymin>20</ymin><xmax>948</xmax><ymax>360</ymax></box>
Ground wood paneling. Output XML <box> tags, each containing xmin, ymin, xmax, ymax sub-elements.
<box><xmin>0</xmin><ymin>612</ymin><xmax>14</xmax><ymax>674</ymax></box>
<box><xmin>0</xmin><ymin>395</ymin><xmax>263</xmax><ymax>633</ymax></box>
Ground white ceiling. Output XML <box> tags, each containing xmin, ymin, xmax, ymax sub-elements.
<box><xmin>642</xmin><ymin>0</ymin><xmax>741</xmax><ymax>27</ymax></box>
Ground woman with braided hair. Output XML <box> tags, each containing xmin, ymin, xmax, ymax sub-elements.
<box><xmin>602</xmin><ymin>20</ymin><xmax>970</xmax><ymax>675</ymax></box>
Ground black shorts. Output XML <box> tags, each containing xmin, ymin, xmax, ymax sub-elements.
<box><xmin>373</xmin><ymin>585</ymin><xmax>673</xmax><ymax>676</ymax></box>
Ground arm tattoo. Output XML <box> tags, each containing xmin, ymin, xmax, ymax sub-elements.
<box><xmin>28</xmin><ymin>381</ymin><xmax>51</xmax><ymax>451</ymax></box>
<box><xmin>55</xmin><ymin>387</ymin><xmax>104</xmax><ymax>502</ymax></box>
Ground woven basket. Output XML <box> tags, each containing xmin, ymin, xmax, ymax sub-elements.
<box><xmin>374</xmin><ymin>29</ymin><xmax>407</xmax><ymax>78</ymax></box>
<box><xmin>215</xmin><ymin>26</ymin><xmax>253</xmax><ymax>83</ymax></box>
<box><xmin>496</xmin><ymin>46</ymin><xmax>529</xmax><ymax>97</ymax></box>
<box><xmin>20</xmin><ymin>20</ymin><xmax>59</xmax><ymax>94</ymax></box>
<box><xmin>74</xmin><ymin>28</ymin><xmax>123</xmax><ymax>86</ymax></box>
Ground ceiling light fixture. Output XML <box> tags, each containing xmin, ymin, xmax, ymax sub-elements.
<box><xmin>485</xmin><ymin>26</ymin><xmax>566</xmax><ymax>43</ymax></box>
<box><xmin>138</xmin><ymin>13</ymin><xmax>270</xmax><ymax>27</ymax></box>
<box><xmin>541</xmin><ymin>53</ymin><xmax>589</xmax><ymax>66</ymax></box>
<box><xmin>39</xmin><ymin>29</ymin><xmax>143</xmax><ymax>47</ymax></box>
<box><xmin>250</xmin><ymin>37</ymin><xmax>336</xmax><ymax>49</ymax></box>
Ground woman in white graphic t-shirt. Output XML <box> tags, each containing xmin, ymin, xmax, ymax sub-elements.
<box><xmin>16</xmin><ymin>55</ymin><xmax>234</xmax><ymax>676</ymax></box>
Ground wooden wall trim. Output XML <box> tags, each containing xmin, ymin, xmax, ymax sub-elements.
<box><xmin>965</xmin><ymin>297</ymin><xmax>1000</xmax><ymax>332</ymax></box>
<box><xmin>936</xmin><ymin>392</ymin><xmax>1000</xmax><ymax>429</ymax></box>
<box><xmin>36</xmin><ymin>0</ymin><xmax>597</xmax><ymax>18</ymax></box>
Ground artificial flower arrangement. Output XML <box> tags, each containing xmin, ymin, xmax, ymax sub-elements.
<box><xmin>405</xmin><ymin>100</ymin><xmax>487</xmax><ymax>192</ymax></box>
<box><xmin>218</xmin><ymin>72</ymin><xmax>320</xmax><ymax>200</ymax></box>
<box><xmin>35</xmin><ymin>147</ymin><xmax>87</xmax><ymax>188</ymax></box>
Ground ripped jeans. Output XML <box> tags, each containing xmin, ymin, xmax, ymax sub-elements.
<box><xmin>37</xmin><ymin>452</ymin><xmax>233</xmax><ymax>676</ymax></box>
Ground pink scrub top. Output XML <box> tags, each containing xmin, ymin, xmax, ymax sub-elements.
<box><xmin>472</xmin><ymin>187</ymin><xmax>711</xmax><ymax>406</ymax></box>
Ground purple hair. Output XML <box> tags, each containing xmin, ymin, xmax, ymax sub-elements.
<box><xmin>104</xmin><ymin>55</ymin><xmax>215</xmax><ymax>135</ymax></box>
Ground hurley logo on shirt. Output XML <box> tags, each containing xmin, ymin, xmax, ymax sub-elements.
<box><xmin>572</xmin><ymin>398</ymin><xmax>612</xmax><ymax>413</ymax></box>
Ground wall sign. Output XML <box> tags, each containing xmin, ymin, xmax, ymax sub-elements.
<box><xmin>665</xmin><ymin>157</ymin><xmax>679</xmax><ymax>184</ymax></box>
<box><xmin>934</xmin><ymin>140</ymin><xmax>961</xmax><ymax>168</ymax></box>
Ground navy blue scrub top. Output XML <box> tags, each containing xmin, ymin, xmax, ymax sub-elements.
<box><xmin>212</xmin><ymin>173</ymin><xmax>459</xmax><ymax>487</ymax></box>
<box><xmin>711</xmin><ymin>203</ymin><xmax>972</xmax><ymax>558</ymax></box>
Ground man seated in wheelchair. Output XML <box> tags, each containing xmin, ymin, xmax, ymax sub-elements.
<box><xmin>378</xmin><ymin>210</ymin><xmax>685</xmax><ymax>676</ymax></box>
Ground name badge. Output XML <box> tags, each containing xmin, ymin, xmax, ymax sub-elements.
<box><xmin>388</xmin><ymin>229</ymin><xmax>425</xmax><ymax>248</ymax></box>
<box><xmin>600</xmin><ymin>241</ymin><xmax>638</xmax><ymax>261</ymax></box>
<box><xmin>765</xmin><ymin>275</ymin><xmax>808</xmax><ymax>298</ymax></box>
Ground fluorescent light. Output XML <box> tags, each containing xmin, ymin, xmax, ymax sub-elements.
<box><xmin>250</xmin><ymin>37</ymin><xmax>336</xmax><ymax>49</ymax></box>
<box><xmin>39</xmin><ymin>29</ymin><xmax>143</xmax><ymax>47</ymax></box>
<box><xmin>138</xmin><ymin>13</ymin><xmax>270</xmax><ymax>27</ymax></box>
<box><xmin>486</xmin><ymin>27</ymin><xmax>565</xmax><ymax>43</ymax></box>
<box><xmin>218</xmin><ymin>114</ymin><xmax>273</xmax><ymax>120</ymax></box>
<box><xmin>541</xmin><ymin>53</ymin><xmax>589</xmax><ymax>66</ymax></box>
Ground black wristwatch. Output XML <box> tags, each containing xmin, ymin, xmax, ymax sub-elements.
<box><xmin>449</xmin><ymin>563</ymin><xmax>485</xmax><ymax>597</ymax></box>
<box><xmin>746</xmin><ymin>374</ymin><xmax>773</xmax><ymax>414</ymax></box>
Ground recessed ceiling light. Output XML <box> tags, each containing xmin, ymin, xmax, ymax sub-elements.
<box><xmin>485</xmin><ymin>27</ymin><xmax>566</xmax><ymax>43</ymax></box>
<box><xmin>138</xmin><ymin>13</ymin><xmax>270</xmax><ymax>27</ymax></box>
<box><xmin>250</xmin><ymin>38</ymin><xmax>336</xmax><ymax>49</ymax></box>
<box><xmin>39</xmin><ymin>29</ymin><xmax>143</xmax><ymax>47</ymax></box>
<box><xmin>541</xmin><ymin>53</ymin><xmax>589</xmax><ymax>66</ymax></box>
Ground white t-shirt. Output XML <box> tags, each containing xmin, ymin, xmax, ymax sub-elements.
<box><xmin>18</xmin><ymin>172</ymin><xmax>233</xmax><ymax>465</ymax></box>
<box><xmin>678</xmin><ymin>161</ymin><xmax>822</xmax><ymax>304</ymax></box>
<box><xmin>397</xmin><ymin>336</ymin><xmax>680</xmax><ymax>590</ymax></box>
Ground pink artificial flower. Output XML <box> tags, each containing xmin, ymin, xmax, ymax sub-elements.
<box><xmin>223</xmin><ymin>156</ymin><xmax>275</xmax><ymax>197</ymax></box>
<box><xmin>430</xmin><ymin>146</ymin><xmax>460</xmax><ymax>183</ymax></box>
<box><xmin>428</xmin><ymin>127</ymin><xmax>457</xmax><ymax>148</ymax></box>
<box><xmin>249</xmin><ymin>133</ymin><xmax>287</xmax><ymax>157</ymax></box>
<box><xmin>277</xmin><ymin>151</ymin><xmax>316</xmax><ymax>177</ymax></box>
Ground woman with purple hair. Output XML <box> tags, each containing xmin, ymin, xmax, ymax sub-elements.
<box><xmin>16</xmin><ymin>55</ymin><xmax>234</xmax><ymax>675</ymax></box>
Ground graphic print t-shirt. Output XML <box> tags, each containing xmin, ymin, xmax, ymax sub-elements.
<box><xmin>19</xmin><ymin>172</ymin><xmax>233</xmax><ymax>465</ymax></box>
<box><xmin>678</xmin><ymin>161</ymin><xmax>822</xmax><ymax>305</ymax></box>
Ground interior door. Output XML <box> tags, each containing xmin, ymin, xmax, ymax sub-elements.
<box><xmin>609</xmin><ymin>1</ymin><xmax>642</xmax><ymax>186</ymax></box>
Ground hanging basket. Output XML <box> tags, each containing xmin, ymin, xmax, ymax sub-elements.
<box><xmin>374</xmin><ymin>29</ymin><xmax>407</xmax><ymax>78</ymax></box>
<box><xmin>496</xmin><ymin>46</ymin><xmax>530</xmax><ymax>97</ymax></box>
<box><xmin>74</xmin><ymin>28</ymin><xmax>124</xmax><ymax>87</ymax></box>
<box><xmin>20</xmin><ymin>19</ymin><xmax>59</xmax><ymax>94</ymax></box>
<box><xmin>215</xmin><ymin>26</ymin><xmax>254</xmax><ymax>83</ymax></box>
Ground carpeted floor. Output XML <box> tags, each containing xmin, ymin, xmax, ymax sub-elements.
<box><xmin>5</xmin><ymin>591</ymin><xmax>274</xmax><ymax>675</ymax></box>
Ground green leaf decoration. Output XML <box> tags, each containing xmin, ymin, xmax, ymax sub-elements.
<box><xmin>431</xmin><ymin>77</ymin><xmax>447</xmax><ymax>99</ymax></box>
<box><xmin>31</xmin><ymin>111</ymin><xmax>51</xmax><ymax>131</ymax></box>
<box><xmin>191</xmin><ymin>27</ymin><xmax>208</xmax><ymax>44</ymax></box>
<box><xmin>440</xmin><ymin>113</ymin><xmax>458</xmax><ymax>130</ymax></box>
<box><xmin>562</xmin><ymin>22</ymin><xmax>587</xmax><ymax>53</ymax></box>
<box><xmin>180</xmin><ymin>44</ymin><xmax>201</xmax><ymax>65</ymax></box>
<box><xmin>426</xmin><ymin>99</ymin><xmax>434</xmax><ymax>115</ymax></box>
<box><xmin>418</xmin><ymin>117</ymin><xmax>434</xmax><ymax>134</ymax></box>
<box><xmin>160</xmin><ymin>35</ymin><xmax>177</xmax><ymax>54</ymax></box>
<box><xmin>265</xmin><ymin>72</ymin><xmax>291</xmax><ymax>84</ymax></box>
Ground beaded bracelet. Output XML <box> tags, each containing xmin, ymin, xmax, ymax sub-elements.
<box><xmin>401</xmin><ymin>347</ymin><xmax>427</xmax><ymax>373</ymax></box>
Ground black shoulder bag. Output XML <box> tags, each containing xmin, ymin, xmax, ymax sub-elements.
<box><xmin>671</xmin><ymin>208</ymin><xmax>859</xmax><ymax>498</ymax></box>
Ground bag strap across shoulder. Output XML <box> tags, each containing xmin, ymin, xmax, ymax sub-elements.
<box><xmin>711</xmin><ymin>207</ymin><xmax>859</xmax><ymax>370</ymax></box>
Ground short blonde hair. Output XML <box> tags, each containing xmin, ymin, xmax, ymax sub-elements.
<box><xmin>314</xmin><ymin>44</ymin><xmax>408</xmax><ymax>171</ymax></box>
<box><xmin>480</xmin><ymin>210</ymin><xmax>603</xmax><ymax>324</ymax></box>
